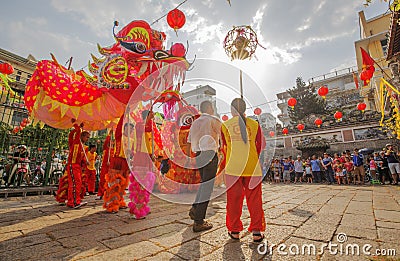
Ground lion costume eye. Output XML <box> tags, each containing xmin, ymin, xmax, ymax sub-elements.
<box><xmin>120</xmin><ymin>41</ymin><xmax>147</xmax><ymax>54</ymax></box>
<box><xmin>135</xmin><ymin>42</ymin><xmax>146</xmax><ymax>53</ymax></box>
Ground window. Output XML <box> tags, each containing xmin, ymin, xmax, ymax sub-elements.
<box><xmin>381</xmin><ymin>39</ymin><xmax>388</xmax><ymax>56</ymax></box>
<box><xmin>16</xmin><ymin>71</ymin><xmax>22</xmax><ymax>82</ymax></box>
<box><xmin>26</xmin><ymin>74</ymin><xmax>31</xmax><ymax>84</ymax></box>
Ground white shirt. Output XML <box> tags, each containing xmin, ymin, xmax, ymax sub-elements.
<box><xmin>187</xmin><ymin>113</ymin><xmax>221</xmax><ymax>152</ymax></box>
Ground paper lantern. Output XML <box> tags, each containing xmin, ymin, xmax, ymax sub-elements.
<box><xmin>38</xmin><ymin>147</ymin><xmax>43</xmax><ymax>151</ymax></box>
<box><xmin>297</xmin><ymin>123</ymin><xmax>305</xmax><ymax>132</ymax></box>
<box><xmin>0</xmin><ymin>62</ymin><xmax>14</xmax><ymax>75</ymax></box>
<box><xmin>254</xmin><ymin>107</ymin><xmax>262</xmax><ymax>116</ymax></box>
<box><xmin>314</xmin><ymin>118</ymin><xmax>322</xmax><ymax>128</ymax></box>
<box><xmin>334</xmin><ymin>111</ymin><xmax>343</xmax><ymax>122</ymax></box>
<box><xmin>269</xmin><ymin>131</ymin><xmax>275</xmax><ymax>137</ymax></box>
<box><xmin>170</xmin><ymin>43</ymin><xmax>186</xmax><ymax>57</ymax></box>
<box><xmin>22</xmin><ymin>118</ymin><xmax>28</xmax><ymax>124</ymax></box>
<box><xmin>318</xmin><ymin>86</ymin><xmax>329</xmax><ymax>99</ymax></box>
<box><xmin>20</xmin><ymin>121</ymin><xmax>27</xmax><ymax>127</ymax></box>
<box><xmin>282</xmin><ymin>128</ymin><xmax>289</xmax><ymax>135</ymax></box>
<box><xmin>13</xmin><ymin>127</ymin><xmax>19</xmax><ymax>133</ymax></box>
<box><xmin>167</xmin><ymin>9</ymin><xmax>186</xmax><ymax>33</ymax></box>
<box><xmin>287</xmin><ymin>98</ymin><xmax>297</xmax><ymax>109</ymax></box>
<box><xmin>357</xmin><ymin>102</ymin><xmax>367</xmax><ymax>112</ymax></box>
<box><xmin>359</xmin><ymin>66</ymin><xmax>375</xmax><ymax>86</ymax></box>
<box><xmin>222</xmin><ymin>115</ymin><xmax>229</xmax><ymax>121</ymax></box>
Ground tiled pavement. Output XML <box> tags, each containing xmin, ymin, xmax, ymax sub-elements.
<box><xmin>0</xmin><ymin>184</ymin><xmax>399</xmax><ymax>260</ymax></box>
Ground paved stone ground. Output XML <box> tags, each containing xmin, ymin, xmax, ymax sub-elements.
<box><xmin>0</xmin><ymin>184</ymin><xmax>399</xmax><ymax>261</ymax></box>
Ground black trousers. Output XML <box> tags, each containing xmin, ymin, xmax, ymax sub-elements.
<box><xmin>192</xmin><ymin>150</ymin><xmax>218</xmax><ymax>224</ymax></box>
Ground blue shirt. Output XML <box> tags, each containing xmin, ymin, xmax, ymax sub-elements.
<box><xmin>352</xmin><ymin>154</ymin><xmax>363</xmax><ymax>167</ymax></box>
<box><xmin>310</xmin><ymin>159</ymin><xmax>321</xmax><ymax>171</ymax></box>
<box><xmin>282</xmin><ymin>162</ymin><xmax>292</xmax><ymax>171</ymax></box>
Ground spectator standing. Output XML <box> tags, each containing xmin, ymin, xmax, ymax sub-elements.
<box><xmin>352</xmin><ymin>148</ymin><xmax>365</xmax><ymax>185</ymax></box>
<box><xmin>369</xmin><ymin>155</ymin><xmax>377</xmax><ymax>181</ymax></box>
<box><xmin>385</xmin><ymin>144</ymin><xmax>399</xmax><ymax>185</ymax></box>
<box><xmin>281</xmin><ymin>158</ymin><xmax>293</xmax><ymax>184</ymax></box>
<box><xmin>310</xmin><ymin>155</ymin><xmax>322</xmax><ymax>183</ymax></box>
<box><xmin>272</xmin><ymin>159</ymin><xmax>281</xmax><ymax>183</ymax></box>
<box><xmin>293</xmin><ymin>156</ymin><xmax>304</xmax><ymax>183</ymax></box>
<box><xmin>344</xmin><ymin>157</ymin><xmax>354</xmax><ymax>185</ymax></box>
<box><xmin>304</xmin><ymin>163</ymin><xmax>313</xmax><ymax>183</ymax></box>
<box><xmin>322</xmin><ymin>153</ymin><xmax>335</xmax><ymax>185</ymax></box>
<box><xmin>379</xmin><ymin>151</ymin><xmax>391</xmax><ymax>184</ymax></box>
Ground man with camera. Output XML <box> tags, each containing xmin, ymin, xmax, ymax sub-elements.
<box><xmin>385</xmin><ymin>144</ymin><xmax>399</xmax><ymax>185</ymax></box>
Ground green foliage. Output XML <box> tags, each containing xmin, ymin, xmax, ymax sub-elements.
<box><xmin>287</xmin><ymin>77</ymin><xmax>326</xmax><ymax>124</ymax></box>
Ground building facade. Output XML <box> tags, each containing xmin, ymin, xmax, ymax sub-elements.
<box><xmin>182</xmin><ymin>85</ymin><xmax>217</xmax><ymax>113</ymax></box>
<box><xmin>0</xmin><ymin>48</ymin><xmax>37</xmax><ymax>128</ymax></box>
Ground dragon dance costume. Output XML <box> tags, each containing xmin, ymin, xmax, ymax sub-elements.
<box><xmin>103</xmin><ymin>117</ymin><xmax>129</xmax><ymax>213</ymax></box>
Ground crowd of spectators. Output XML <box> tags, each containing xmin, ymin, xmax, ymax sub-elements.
<box><xmin>262</xmin><ymin>144</ymin><xmax>400</xmax><ymax>186</ymax></box>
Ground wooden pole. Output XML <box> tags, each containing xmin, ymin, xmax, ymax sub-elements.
<box><xmin>240</xmin><ymin>69</ymin><xmax>243</xmax><ymax>99</ymax></box>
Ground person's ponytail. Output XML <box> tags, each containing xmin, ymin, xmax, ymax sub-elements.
<box><xmin>231</xmin><ymin>98</ymin><xmax>247</xmax><ymax>144</ymax></box>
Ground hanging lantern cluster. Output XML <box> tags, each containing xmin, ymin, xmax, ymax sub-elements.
<box><xmin>314</xmin><ymin>118</ymin><xmax>323</xmax><ymax>128</ymax></box>
<box><xmin>223</xmin><ymin>25</ymin><xmax>264</xmax><ymax>60</ymax></box>
<box><xmin>357</xmin><ymin>102</ymin><xmax>367</xmax><ymax>113</ymax></box>
<box><xmin>318</xmin><ymin>86</ymin><xmax>329</xmax><ymax>100</ymax></box>
<box><xmin>287</xmin><ymin>97</ymin><xmax>297</xmax><ymax>109</ymax></box>
<box><xmin>13</xmin><ymin>118</ymin><xmax>30</xmax><ymax>134</ymax></box>
<box><xmin>167</xmin><ymin>9</ymin><xmax>186</xmax><ymax>34</ymax></box>
<box><xmin>0</xmin><ymin>62</ymin><xmax>14</xmax><ymax>75</ymax></box>
<box><xmin>254</xmin><ymin>107</ymin><xmax>262</xmax><ymax>116</ymax></box>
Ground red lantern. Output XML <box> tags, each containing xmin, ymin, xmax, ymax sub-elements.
<box><xmin>282</xmin><ymin>128</ymin><xmax>289</xmax><ymax>135</ymax></box>
<box><xmin>22</xmin><ymin>118</ymin><xmax>28</xmax><ymax>124</ymax></box>
<box><xmin>334</xmin><ymin>111</ymin><xmax>343</xmax><ymax>122</ymax></box>
<box><xmin>318</xmin><ymin>86</ymin><xmax>329</xmax><ymax>99</ymax></box>
<box><xmin>357</xmin><ymin>102</ymin><xmax>367</xmax><ymax>112</ymax></box>
<box><xmin>20</xmin><ymin>122</ymin><xmax>27</xmax><ymax>127</ymax></box>
<box><xmin>287</xmin><ymin>98</ymin><xmax>297</xmax><ymax>109</ymax></box>
<box><xmin>269</xmin><ymin>131</ymin><xmax>275</xmax><ymax>137</ymax></box>
<box><xmin>314</xmin><ymin>118</ymin><xmax>322</xmax><ymax>128</ymax></box>
<box><xmin>38</xmin><ymin>147</ymin><xmax>43</xmax><ymax>151</ymax></box>
<box><xmin>297</xmin><ymin>123</ymin><xmax>305</xmax><ymax>132</ymax></box>
<box><xmin>13</xmin><ymin>127</ymin><xmax>19</xmax><ymax>133</ymax></box>
<box><xmin>254</xmin><ymin>107</ymin><xmax>262</xmax><ymax>116</ymax></box>
<box><xmin>170</xmin><ymin>43</ymin><xmax>186</xmax><ymax>57</ymax></box>
<box><xmin>167</xmin><ymin>9</ymin><xmax>186</xmax><ymax>33</ymax></box>
<box><xmin>359</xmin><ymin>66</ymin><xmax>375</xmax><ymax>86</ymax></box>
<box><xmin>0</xmin><ymin>62</ymin><xmax>14</xmax><ymax>75</ymax></box>
<box><xmin>222</xmin><ymin>115</ymin><xmax>229</xmax><ymax>121</ymax></box>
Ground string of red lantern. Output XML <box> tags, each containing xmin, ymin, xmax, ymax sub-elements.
<box><xmin>167</xmin><ymin>8</ymin><xmax>186</xmax><ymax>34</ymax></box>
<box><xmin>287</xmin><ymin>98</ymin><xmax>297</xmax><ymax>109</ymax></box>
<box><xmin>314</xmin><ymin>118</ymin><xmax>322</xmax><ymax>128</ymax></box>
<box><xmin>151</xmin><ymin>0</ymin><xmax>188</xmax><ymax>26</ymax></box>
<box><xmin>334</xmin><ymin>111</ymin><xmax>343</xmax><ymax>122</ymax></box>
<box><xmin>317</xmin><ymin>86</ymin><xmax>328</xmax><ymax>100</ymax></box>
<box><xmin>357</xmin><ymin>102</ymin><xmax>366</xmax><ymax>112</ymax></box>
<box><xmin>0</xmin><ymin>62</ymin><xmax>14</xmax><ymax>75</ymax></box>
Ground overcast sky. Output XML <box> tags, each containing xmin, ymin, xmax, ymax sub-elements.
<box><xmin>0</xmin><ymin>0</ymin><xmax>389</xmax><ymax>115</ymax></box>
